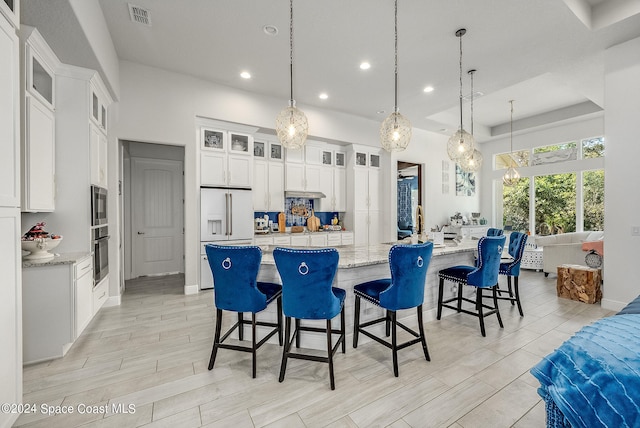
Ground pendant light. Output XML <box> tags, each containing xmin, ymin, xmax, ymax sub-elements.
<box><xmin>380</xmin><ymin>0</ymin><xmax>411</xmax><ymax>152</ymax></box>
<box><xmin>447</xmin><ymin>29</ymin><xmax>475</xmax><ymax>161</ymax></box>
<box><xmin>503</xmin><ymin>100</ymin><xmax>520</xmax><ymax>186</ymax></box>
<box><xmin>275</xmin><ymin>0</ymin><xmax>308</xmax><ymax>150</ymax></box>
<box><xmin>460</xmin><ymin>69</ymin><xmax>483</xmax><ymax>173</ymax></box>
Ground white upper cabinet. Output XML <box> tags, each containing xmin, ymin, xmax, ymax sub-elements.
<box><xmin>90</xmin><ymin>82</ymin><xmax>109</xmax><ymax>132</ymax></box>
<box><xmin>21</xmin><ymin>27</ymin><xmax>55</xmax><ymax>109</ymax></box>
<box><xmin>23</xmin><ymin>97</ymin><xmax>55</xmax><ymax>211</ymax></box>
<box><xmin>90</xmin><ymin>124</ymin><xmax>108</xmax><ymax>188</ymax></box>
<box><xmin>88</xmin><ymin>74</ymin><xmax>110</xmax><ymax>188</ymax></box>
<box><xmin>285</xmin><ymin>145</ymin><xmax>304</xmax><ymax>163</ymax></box>
<box><xmin>350</xmin><ymin>146</ymin><xmax>383</xmax><ymax>245</ymax></box>
<box><xmin>285</xmin><ymin>141</ymin><xmax>342</xmax><ymax>197</ymax></box>
<box><xmin>253</xmin><ymin>137</ymin><xmax>285</xmax><ymax>211</ymax></box>
<box><xmin>199</xmin><ymin>123</ymin><xmax>256</xmax><ymax>188</ymax></box>
<box><xmin>19</xmin><ymin>26</ymin><xmax>60</xmax><ymax>212</ymax></box>
<box><xmin>0</xmin><ymin>14</ymin><xmax>20</xmax><ymax>207</ymax></box>
<box><xmin>56</xmin><ymin>67</ymin><xmax>112</xmax><ymax>198</ymax></box>
<box><xmin>316</xmin><ymin>145</ymin><xmax>347</xmax><ymax>212</ymax></box>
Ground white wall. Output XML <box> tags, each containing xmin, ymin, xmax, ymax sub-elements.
<box><xmin>603</xmin><ymin>36</ymin><xmax>640</xmax><ymax>310</ymax></box>
<box><xmin>117</xmin><ymin>61</ymin><xmax>479</xmax><ymax>290</ymax></box>
<box><xmin>393</xmin><ymin>128</ymin><xmax>481</xmax><ymax>231</ymax></box>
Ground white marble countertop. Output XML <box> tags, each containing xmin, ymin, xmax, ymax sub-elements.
<box><xmin>260</xmin><ymin>240</ymin><xmax>477</xmax><ymax>269</ymax></box>
<box><xmin>22</xmin><ymin>252</ymin><xmax>92</xmax><ymax>268</ymax></box>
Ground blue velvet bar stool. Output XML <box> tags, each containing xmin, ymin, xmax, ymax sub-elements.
<box><xmin>205</xmin><ymin>244</ymin><xmax>282</xmax><ymax>378</ymax></box>
<box><xmin>273</xmin><ymin>247</ymin><xmax>345</xmax><ymax>390</ymax></box>
<box><xmin>487</xmin><ymin>228</ymin><xmax>504</xmax><ymax>236</ymax></box>
<box><xmin>495</xmin><ymin>231</ymin><xmax>528</xmax><ymax>316</ymax></box>
<box><xmin>437</xmin><ymin>235</ymin><xmax>506</xmax><ymax>337</ymax></box>
<box><xmin>353</xmin><ymin>243</ymin><xmax>434</xmax><ymax>377</ymax></box>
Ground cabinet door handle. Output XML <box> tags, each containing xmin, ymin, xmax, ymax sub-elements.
<box><xmin>137</xmin><ymin>231</ymin><xmax>145</xmax><ymax>235</ymax></box>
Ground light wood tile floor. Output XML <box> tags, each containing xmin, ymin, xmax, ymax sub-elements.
<box><xmin>16</xmin><ymin>270</ymin><xmax>614</xmax><ymax>428</ymax></box>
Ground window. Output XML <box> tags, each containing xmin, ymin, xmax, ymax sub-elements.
<box><xmin>495</xmin><ymin>137</ymin><xmax>604</xmax><ymax>235</ymax></box>
<box><xmin>582</xmin><ymin>137</ymin><xmax>604</xmax><ymax>159</ymax></box>
<box><xmin>495</xmin><ymin>150</ymin><xmax>529</xmax><ymax>170</ymax></box>
<box><xmin>503</xmin><ymin>177</ymin><xmax>530</xmax><ymax>233</ymax></box>
<box><xmin>583</xmin><ymin>169</ymin><xmax>604</xmax><ymax>230</ymax></box>
<box><xmin>531</xmin><ymin>142</ymin><xmax>577</xmax><ymax>166</ymax></box>
<box><xmin>535</xmin><ymin>173</ymin><xmax>576</xmax><ymax>234</ymax></box>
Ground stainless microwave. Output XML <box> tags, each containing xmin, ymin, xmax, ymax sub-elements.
<box><xmin>91</xmin><ymin>185</ymin><xmax>108</xmax><ymax>226</ymax></box>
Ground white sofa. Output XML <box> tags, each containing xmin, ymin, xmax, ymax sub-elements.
<box><xmin>535</xmin><ymin>231</ymin><xmax>604</xmax><ymax>276</ymax></box>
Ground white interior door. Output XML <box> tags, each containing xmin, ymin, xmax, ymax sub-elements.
<box><xmin>132</xmin><ymin>158</ymin><xmax>184</xmax><ymax>277</ymax></box>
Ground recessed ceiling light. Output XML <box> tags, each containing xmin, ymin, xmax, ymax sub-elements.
<box><xmin>377</xmin><ymin>109</ymin><xmax>386</xmax><ymax>114</ymax></box>
<box><xmin>423</xmin><ymin>86</ymin><xmax>434</xmax><ymax>93</ymax></box>
<box><xmin>319</xmin><ymin>93</ymin><xmax>328</xmax><ymax>100</ymax></box>
<box><xmin>240</xmin><ymin>71</ymin><xmax>251</xmax><ymax>79</ymax></box>
<box><xmin>360</xmin><ymin>62</ymin><xmax>371</xmax><ymax>70</ymax></box>
<box><xmin>263</xmin><ymin>25</ymin><xmax>278</xmax><ymax>36</ymax></box>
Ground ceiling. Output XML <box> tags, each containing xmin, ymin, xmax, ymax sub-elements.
<box><xmin>21</xmin><ymin>0</ymin><xmax>640</xmax><ymax>142</ymax></box>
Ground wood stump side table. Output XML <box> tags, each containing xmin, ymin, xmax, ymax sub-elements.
<box><xmin>556</xmin><ymin>264</ymin><xmax>602</xmax><ymax>304</ymax></box>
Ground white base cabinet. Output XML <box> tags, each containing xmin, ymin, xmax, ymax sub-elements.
<box><xmin>93</xmin><ymin>276</ymin><xmax>109</xmax><ymax>315</ymax></box>
<box><xmin>74</xmin><ymin>256</ymin><xmax>93</xmax><ymax>337</ymax></box>
<box><xmin>22</xmin><ymin>254</ymin><xmax>93</xmax><ymax>363</ymax></box>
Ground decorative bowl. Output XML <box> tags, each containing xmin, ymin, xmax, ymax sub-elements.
<box><xmin>21</xmin><ymin>237</ymin><xmax>63</xmax><ymax>260</ymax></box>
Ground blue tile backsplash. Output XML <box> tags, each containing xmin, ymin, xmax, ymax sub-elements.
<box><xmin>255</xmin><ymin>197</ymin><xmax>342</xmax><ymax>228</ymax></box>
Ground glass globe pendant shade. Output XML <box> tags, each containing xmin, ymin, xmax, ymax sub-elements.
<box><xmin>381</xmin><ymin>111</ymin><xmax>412</xmax><ymax>152</ymax></box>
<box><xmin>460</xmin><ymin>148</ymin><xmax>483</xmax><ymax>173</ymax></box>
<box><xmin>503</xmin><ymin>166</ymin><xmax>520</xmax><ymax>186</ymax></box>
<box><xmin>275</xmin><ymin>103</ymin><xmax>308</xmax><ymax>150</ymax></box>
<box><xmin>447</xmin><ymin>128</ymin><xmax>475</xmax><ymax>161</ymax></box>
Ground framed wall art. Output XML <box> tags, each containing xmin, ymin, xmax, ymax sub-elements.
<box><xmin>455</xmin><ymin>163</ymin><xmax>476</xmax><ymax>196</ymax></box>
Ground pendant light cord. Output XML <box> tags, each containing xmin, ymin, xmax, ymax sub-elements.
<box><xmin>469</xmin><ymin>70</ymin><xmax>474</xmax><ymax>135</ymax></box>
<box><xmin>394</xmin><ymin>0</ymin><xmax>398</xmax><ymax>113</ymax></box>
<box><xmin>509</xmin><ymin>100</ymin><xmax>514</xmax><ymax>153</ymax></box>
<box><xmin>456</xmin><ymin>29</ymin><xmax>465</xmax><ymax>132</ymax></box>
<box><xmin>289</xmin><ymin>0</ymin><xmax>294</xmax><ymax>104</ymax></box>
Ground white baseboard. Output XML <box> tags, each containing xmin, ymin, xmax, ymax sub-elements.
<box><xmin>601</xmin><ymin>298</ymin><xmax>627</xmax><ymax>312</ymax></box>
<box><xmin>184</xmin><ymin>284</ymin><xmax>199</xmax><ymax>295</ymax></box>
<box><xmin>104</xmin><ymin>295</ymin><xmax>121</xmax><ymax>307</ymax></box>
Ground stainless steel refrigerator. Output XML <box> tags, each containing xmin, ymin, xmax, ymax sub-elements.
<box><xmin>200</xmin><ymin>187</ymin><xmax>253</xmax><ymax>289</ymax></box>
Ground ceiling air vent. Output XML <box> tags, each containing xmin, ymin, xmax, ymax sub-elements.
<box><xmin>128</xmin><ymin>4</ymin><xmax>152</xmax><ymax>26</ymax></box>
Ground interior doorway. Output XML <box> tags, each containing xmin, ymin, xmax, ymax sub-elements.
<box><xmin>122</xmin><ymin>141</ymin><xmax>185</xmax><ymax>282</ymax></box>
<box><xmin>397</xmin><ymin>161</ymin><xmax>423</xmax><ymax>239</ymax></box>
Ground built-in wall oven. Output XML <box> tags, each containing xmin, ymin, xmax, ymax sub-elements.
<box><xmin>93</xmin><ymin>225</ymin><xmax>109</xmax><ymax>286</ymax></box>
<box><xmin>91</xmin><ymin>185</ymin><xmax>109</xmax><ymax>285</ymax></box>
<box><xmin>91</xmin><ymin>185</ymin><xmax>108</xmax><ymax>226</ymax></box>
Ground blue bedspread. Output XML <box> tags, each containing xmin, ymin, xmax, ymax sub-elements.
<box><xmin>530</xmin><ymin>314</ymin><xmax>640</xmax><ymax>428</ymax></box>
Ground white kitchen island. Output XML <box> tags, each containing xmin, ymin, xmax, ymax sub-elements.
<box><xmin>252</xmin><ymin>240</ymin><xmax>477</xmax><ymax>349</ymax></box>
